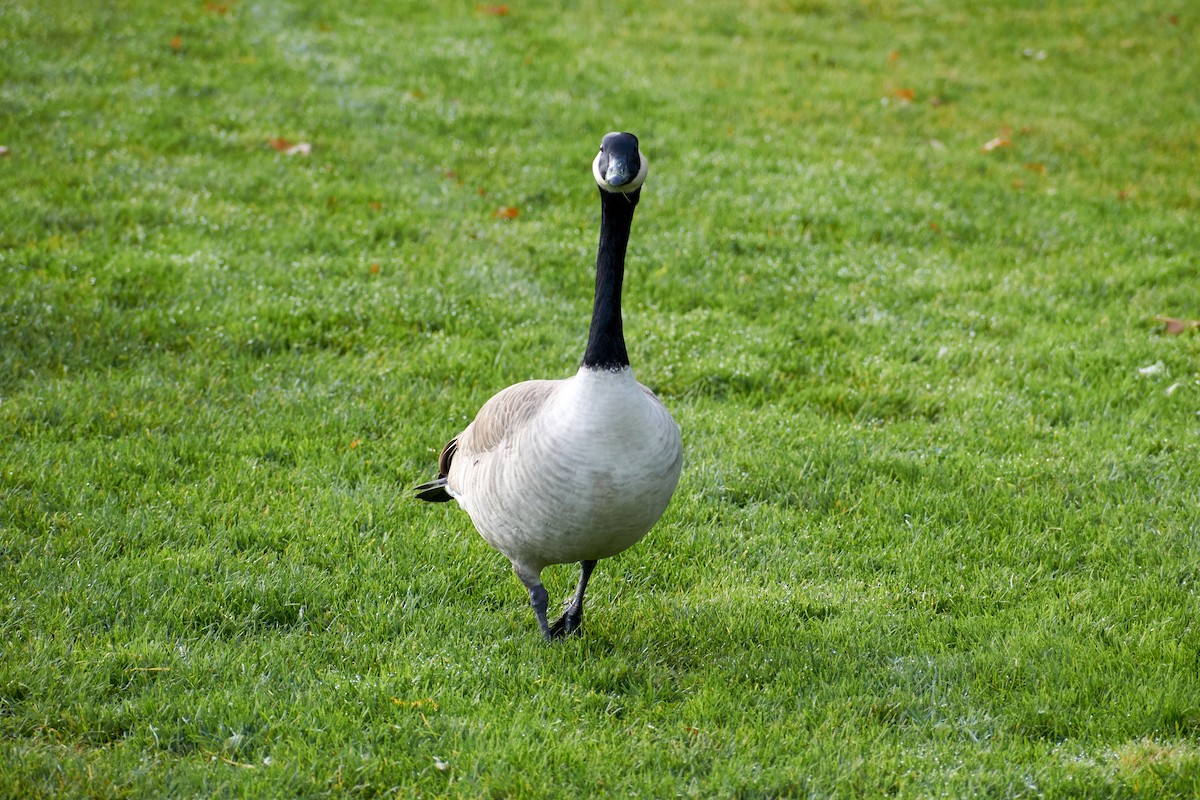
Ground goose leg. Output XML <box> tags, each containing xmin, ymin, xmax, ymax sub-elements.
<box><xmin>512</xmin><ymin>562</ymin><xmax>552</xmax><ymax>639</ymax></box>
<box><xmin>548</xmin><ymin>559</ymin><xmax>597</xmax><ymax>638</ymax></box>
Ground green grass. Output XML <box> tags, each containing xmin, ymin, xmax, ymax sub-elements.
<box><xmin>3</xmin><ymin>0</ymin><xmax>1199</xmax><ymax>796</ymax></box>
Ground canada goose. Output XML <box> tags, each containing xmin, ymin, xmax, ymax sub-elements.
<box><xmin>415</xmin><ymin>132</ymin><xmax>682</xmax><ymax>640</ymax></box>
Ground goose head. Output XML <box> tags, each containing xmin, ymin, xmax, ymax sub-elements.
<box><xmin>593</xmin><ymin>132</ymin><xmax>648</xmax><ymax>195</ymax></box>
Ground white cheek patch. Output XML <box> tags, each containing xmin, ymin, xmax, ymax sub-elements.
<box><xmin>593</xmin><ymin>152</ymin><xmax>649</xmax><ymax>194</ymax></box>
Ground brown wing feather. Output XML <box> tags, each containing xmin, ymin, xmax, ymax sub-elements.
<box><xmin>416</xmin><ymin>380</ymin><xmax>560</xmax><ymax>502</ymax></box>
<box><xmin>453</xmin><ymin>380</ymin><xmax>560</xmax><ymax>459</ymax></box>
<box><xmin>436</xmin><ymin>438</ymin><xmax>458</xmax><ymax>476</ymax></box>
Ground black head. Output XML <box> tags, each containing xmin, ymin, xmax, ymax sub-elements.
<box><xmin>592</xmin><ymin>131</ymin><xmax>648</xmax><ymax>194</ymax></box>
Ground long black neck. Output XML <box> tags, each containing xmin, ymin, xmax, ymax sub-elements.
<box><xmin>582</xmin><ymin>187</ymin><xmax>639</xmax><ymax>370</ymax></box>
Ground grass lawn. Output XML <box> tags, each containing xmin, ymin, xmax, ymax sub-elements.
<box><xmin>3</xmin><ymin>0</ymin><xmax>1199</xmax><ymax>796</ymax></box>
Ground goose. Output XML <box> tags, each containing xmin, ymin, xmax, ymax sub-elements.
<box><xmin>415</xmin><ymin>131</ymin><xmax>683</xmax><ymax>640</ymax></box>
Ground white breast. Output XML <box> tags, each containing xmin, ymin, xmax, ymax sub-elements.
<box><xmin>451</xmin><ymin>366</ymin><xmax>682</xmax><ymax>571</ymax></box>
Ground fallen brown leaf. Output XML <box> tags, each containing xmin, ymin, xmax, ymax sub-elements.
<box><xmin>170</xmin><ymin>35</ymin><xmax>183</xmax><ymax>51</ymax></box>
<box><xmin>493</xmin><ymin>206</ymin><xmax>519</xmax><ymax>219</ymax></box>
<box><xmin>477</xmin><ymin>4</ymin><xmax>510</xmax><ymax>15</ymax></box>
<box><xmin>269</xmin><ymin>138</ymin><xmax>311</xmax><ymax>156</ymax></box>
<box><xmin>1155</xmin><ymin>316</ymin><xmax>1200</xmax><ymax>335</ymax></box>
<box><xmin>981</xmin><ymin>137</ymin><xmax>1011</xmax><ymax>153</ymax></box>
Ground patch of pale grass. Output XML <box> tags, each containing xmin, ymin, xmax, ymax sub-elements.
<box><xmin>1114</xmin><ymin>737</ymin><xmax>1200</xmax><ymax>776</ymax></box>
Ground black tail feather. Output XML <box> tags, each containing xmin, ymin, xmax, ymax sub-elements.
<box><xmin>414</xmin><ymin>477</ymin><xmax>453</xmax><ymax>503</ymax></box>
<box><xmin>416</xmin><ymin>437</ymin><xmax>457</xmax><ymax>502</ymax></box>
